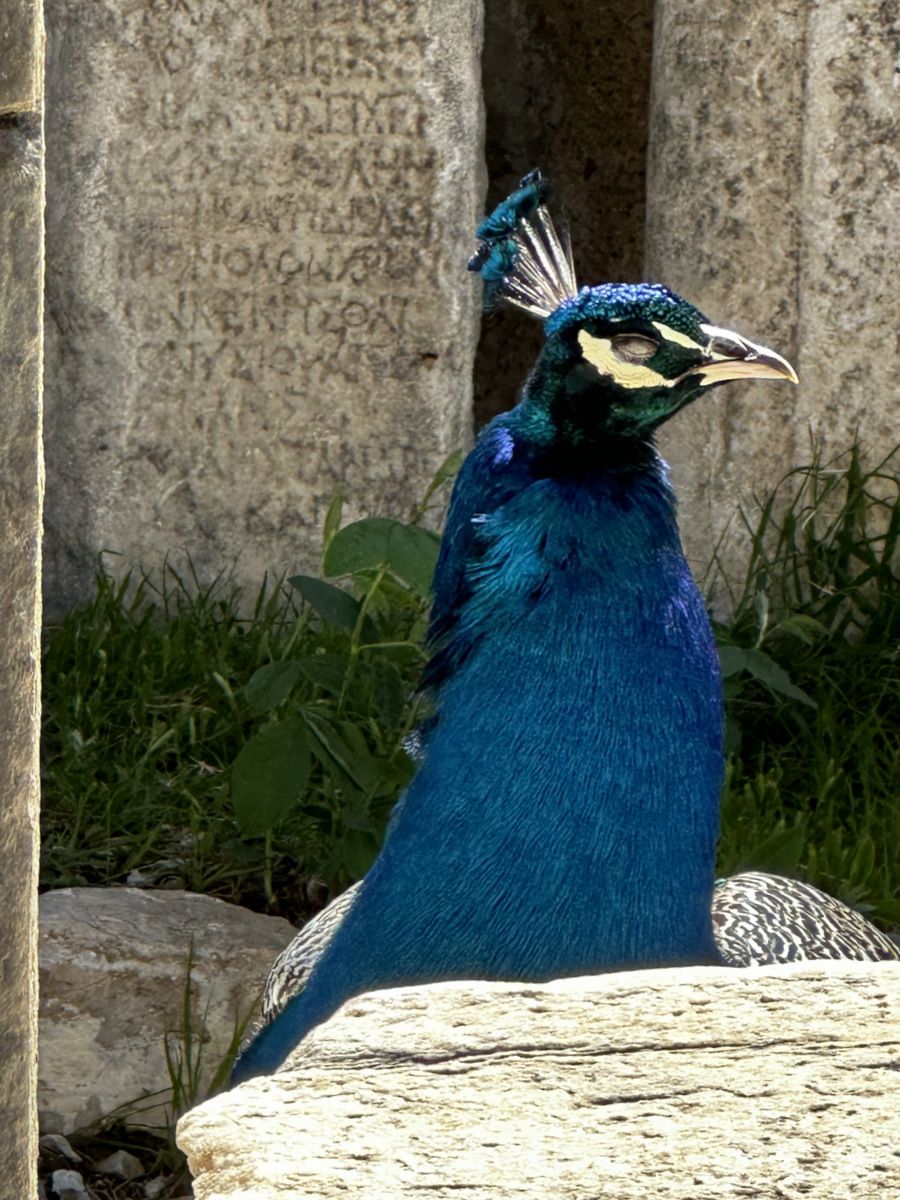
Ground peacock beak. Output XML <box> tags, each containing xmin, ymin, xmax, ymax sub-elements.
<box><xmin>689</xmin><ymin>323</ymin><xmax>799</xmax><ymax>387</ymax></box>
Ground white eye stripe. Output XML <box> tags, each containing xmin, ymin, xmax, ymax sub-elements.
<box><xmin>577</xmin><ymin>331</ymin><xmax>674</xmax><ymax>390</ymax></box>
<box><xmin>650</xmin><ymin>321</ymin><xmax>703</xmax><ymax>350</ymax></box>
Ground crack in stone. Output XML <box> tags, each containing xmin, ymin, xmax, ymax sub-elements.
<box><xmin>336</xmin><ymin>1031</ymin><xmax>886</xmax><ymax>1072</ymax></box>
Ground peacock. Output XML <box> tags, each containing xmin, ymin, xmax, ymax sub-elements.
<box><xmin>260</xmin><ymin>870</ymin><xmax>900</xmax><ymax>1028</ymax></box>
<box><xmin>232</xmin><ymin>172</ymin><xmax>898</xmax><ymax>1085</ymax></box>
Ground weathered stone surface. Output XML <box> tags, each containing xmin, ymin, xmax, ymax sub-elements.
<box><xmin>42</xmin><ymin>0</ymin><xmax>483</xmax><ymax>616</ymax></box>
<box><xmin>179</xmin><ymin>960</ymin><xmax>900</xmax><ymax>1198</ymax></box>
<box><xmin>475</xmin><ymin>0</ymin><xmax>655</xmax><ymax>425</ymax></box>
<box><xmin>646</xmin><ymin>1</ymin><xmax>900</xmax><ymax>594</ymax></box>
<box><xmin>0</xmin><ymin>1</ymin><xmax>44</xmax><ymax>1194</ymax></box>
<box><xmin>38</xmin><ymin>888</ymin><xmax>296</xmax><ymax>1134</ymax></box>
<box><xmin>795</xmin><ymin>5</ymin><xmax>900</xmax><ymax>456</ymax></box>
<box><xmin>0</xmin><ymin>0</ymin><xmax>41</xmax><ymax>111</ymax></box>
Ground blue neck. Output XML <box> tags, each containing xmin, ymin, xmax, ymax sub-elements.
<box><xmin>407</xmin><ymin>455</ymin><xmax>723</xmax><ymax>973</ymax></box>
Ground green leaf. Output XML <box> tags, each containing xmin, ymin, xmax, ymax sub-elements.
<box><xmin>243</xmin><ymin>661</ymin><xmax>303</xmax><ymax>713</ymax></box>
<box><xmin>323</xmin><ymin>517</ymin><xmax>395</xmax><ymax>577</ymax></box>
<box><xmin>288</xmin><ymin>575</ymin><xmax>360</xmax><ymax>632</ymax></box>
<box><xmin>723</xmin><ymin>714</ymin><xmax>741</xmax><ymax>757</ymax></box>
<box><xmin>368</xmin><ymin>659</ymin><xmax>406</xmax><ymax>727</ymax></box>
<box><xmin>304</xmin><ymin>711</ymin><xmax>381</xmax><ymax>791</ymax></box>
<box><xmin>297</xmin><ymin>653</ymin><xmax>350</xmax><ymax>696</ymax></box>
<box><xmin>718</xmin><ymin>644</ymin><xmax>816</xmax><ymax>708</ymax></box>
<box><xmin>743</xmin><ymin>820</ymin><xmax>807</xmax><ymax>875</ymax></box>
<box><xmin>740</xmin><ymin>648</ymin><xmax>817</xmax><ymax>708</ymax></box>
<box><xmin>323</xmin><ymin>518</ymin><xmax>440</xmax><ymax>597</ymax></box>
<box><xmin>368</xmin><ymin>751</ymin><xmax>416</xmax><ymax>797</ymax></box>
<box><xmin>384</xmin><ymin>523</ymin><xmax>441</xmax><ymax>597</ymax></box>
<box><xmin>230</xmin><ymin>718</ymin><xmax>311</xmax><ymax>837</ymax></box>
<box><xmin>421</xmin><ymin>448</ymin><xmax>464</xmax><ymax>507</ymax></box>
<box><xmin>717</xmin><ymin>644</ymin><xmax>749</xmax><ymax>678</ymax></box>
<box><xmin>770</xmin><ymin>614</ymin><xmax>829</xmax><ymax>645</ymax></box>
<box><xmin>337</xmin><ymin>829</ymin><xmax>380</xmax><ymax>879</ymax></box>
<box><xmin>848</xmin><ymin>833</ymin><xmax>876</xmax><ymax>889</ymax></box>
<box><xmin>336</xmin><ymin>796</ymin><xmax>381</xmax><ymax>835</ymax></box>
<box><xmin>321</xmin><ymin>491</ymin><xmax>345</xmax><ymax>557</ymax></box>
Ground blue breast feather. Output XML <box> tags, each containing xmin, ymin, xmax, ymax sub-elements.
<box><xmin>232</xmin><ymin>424</ymin><xmax>724</xmax><ymax>1080</ymax></box>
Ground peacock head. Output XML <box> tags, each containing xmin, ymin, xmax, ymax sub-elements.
<box><xmin>469</xmin><ymin>172</ymin><xmax>797</xmax><ymax>445</ymax></box>
<box><xmin>537</xmin><ymin>281</ymin><xmax>797</xmax><ymax>441</ymax></box>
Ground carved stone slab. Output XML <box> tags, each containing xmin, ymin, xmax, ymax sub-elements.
<box><xmin>178</xmin><ymin>960</ymin><xmax>900</xmax><ymax>1198</ymax></box>
<box><xmin>43</xmin><ymin>0</ymin><xmax>483</xmax><ymax>613</ymax></box>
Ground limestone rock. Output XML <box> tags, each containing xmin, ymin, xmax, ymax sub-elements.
<box><xmin>38</xmin><ymin>1134</ymin><xmax>81</xmax><ymax>1167</ymax></box>
<box><xmin>49</xmin><ymin>1170</ymin><xmax>90</xmax><ymax>1200</ymax></box>
<box><xmin>97</xmin><ymin>1148</ymin><xmax>144</xmax><ymax>1181</ymax></box>
<box><xmin>38</xmin><ymin>888</ymin><xmax>296</xmax><ymax>1134</ymax></box>
<box><xmin>42</xmin><ymin>0</ymin><xmax>483</xmax><ymax>616</ymax></box>
<box><xmin>179</xmin><ymin>960</ymin><xmax>900</xmax><ymax>1199</ymax></box>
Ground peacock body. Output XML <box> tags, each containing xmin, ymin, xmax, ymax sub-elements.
<box><xmin>262</xmin><ymin>870</ymin><xmax>900</xmax><ymax>1028</ymax></box>
<box><xmin>231</xmin><ymin>173</ymin><xmax>896</xmax><ymax>1085</ymax></box>
<box><xmin>712</xmin><ymin>872</ymin><xmax>899</xmax><ymax>966</ymax></box>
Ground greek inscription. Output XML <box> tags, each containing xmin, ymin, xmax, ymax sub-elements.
<box><xmin>111</xmin><ymin>0</ymin><xmax>449</xmax><ymax>449</ymax></box>
<box><xmin>138</xmin><ymin>293</ymin><xmax>413</xmax><ymax>387</ymax></box>
<box><xmin>305</xmin><ymin>0</ymin><xmax>420</xmax><ymax>27</ymax></box>
<box><xmin>45</xmin><ymin>0</ymin><xmax>475</xmax><ymax>622</ymax></box>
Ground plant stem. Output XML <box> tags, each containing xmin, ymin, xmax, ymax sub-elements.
<box><xmin>338</xmin><ymin>564</ymin><xmax>387</xmax><ymax>716</ymax></box>
<box><xmin>263</xmin><ymin>829</ymin><xmax>275</xmax><ymax>908</ymax></box>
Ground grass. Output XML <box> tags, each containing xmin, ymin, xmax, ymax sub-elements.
<box><xmin>39</xmin><ymin>462</ymin><xmax>451</xmax><ymax>922</ymax></box>
<box><xmin>40</xmin><ymin>445</ymin><xmax>900</xmax><ymax>930</ymax></box>
<box><xmin>40</xmin><ymin>560</ymin><xmax>426</xmax><ymax>923</ymax></box>
<box><xmin>712</xmin><ymin>444</ymin><xmax>900</xmax><ymax>924</ymax></box>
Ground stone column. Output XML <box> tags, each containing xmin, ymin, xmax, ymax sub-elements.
<box><xmin>0</xmin><ymin>0</ymin><xmax>44</xmax><ymax>1191</ymax></box>
<box><xmin>646</xmin><ymin>1</ymin><xmax>900</xmax><ymax>594</ymax></box>
<box><xmin>43</xmin><ymin>0</ymin><xmax>483</xmax><ymax>615</ymax></box>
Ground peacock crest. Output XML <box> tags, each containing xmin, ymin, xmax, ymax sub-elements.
<box><xmin>468</xmin><ymin>170</ymin><xmax>578</xmax><ymax>318</ymax></box>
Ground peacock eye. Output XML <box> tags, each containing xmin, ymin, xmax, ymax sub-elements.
<box><xmin>610</xmin><ymin>334</ymin><xmax>659</xmax><ymax>364</ymax></box>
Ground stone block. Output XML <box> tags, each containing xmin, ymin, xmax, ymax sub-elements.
<box><xmin>0</xmin><ymin>0</ymin><xmax>41</xmax><ymax>110</ymax></box>
<box><xmin>178</xmin><ymin>960</ymin><xmax>900</xmax><ymax>1198</ymax></box>
<box><xmin>38</xmin><ymin>888</ymin><xmax>296</xmax><ymax>1134</ymax></box>
<box><xmin>646</xmin><ymin>1</ymin><xmax>900</xmax><ymax>593</ymax></box>
<box><xmin>42</xmin><ymin>0</ymin><xmax>483</xmax><ymax>615</ymax></box>
<box><xmin>0</xmin><ymin>0</ymin><xmax>44</xmax><ymax>1192</ymax></box>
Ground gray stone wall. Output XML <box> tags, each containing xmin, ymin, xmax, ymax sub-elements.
<box><xmin>0</xmin><ymin>0</ymin><xmax>44</xmax><ymax>1191</ymax></box>
<box><xmin>43</xmin><ymin>0</ymin><xmax>483</xmax><ymax>615</ymax></box>
<box><xmin>647</xmin><ymin>0</ymin><xmax>900</xmax><ymax>591</ymax></box>
<box><xmin>38</xmin><ymin>0</ymin><xmax>900</xmax><ymax>609</ymax></box>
